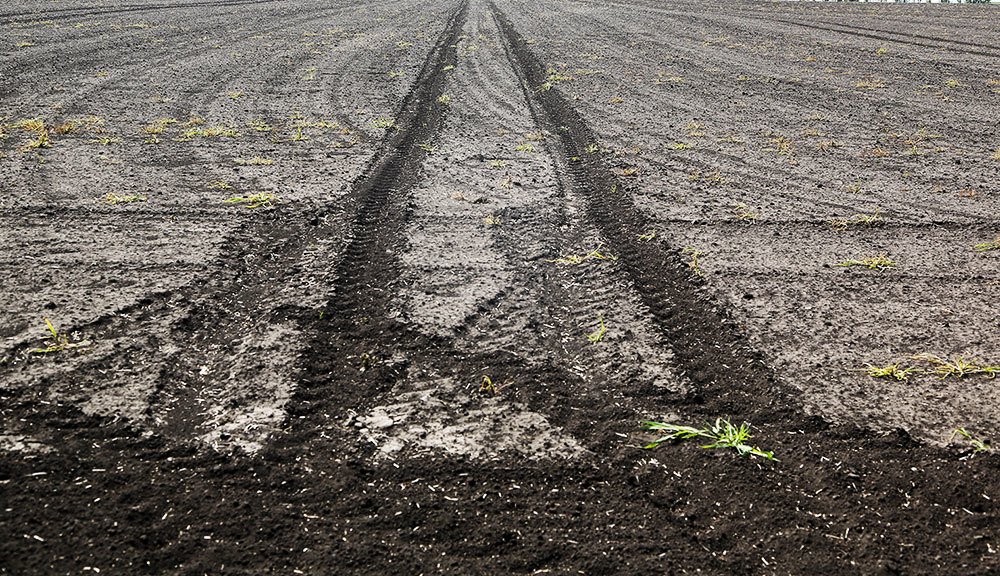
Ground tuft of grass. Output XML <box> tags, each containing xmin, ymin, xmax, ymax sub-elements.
<box><xmin>180</xmin><ymin>125</ymin><xmax>239</xmax><ymax>139</ymax></box>
<box><xmin>731</xmin><ymin>201</ymin><xmax>759</xmax><ymax>223</ymax></box>
<box><xmin>641</xmin><ymin>418</ymin><xmax>776</xmax><ymax>460</ymax></box>
<box><xmin>951</xmin><ymin>428</ymin><xmax>990</xmax><ymax>453</ymax></box>
<box><xmin>838</xmin><ymin>254</ymin><xmax>895</xmax><ymax>271</ymax></box>
<box><xmin>249</xmin><ymin>118</ymin><xmax>273</xmax><ymax>132</ymax></box>
<box><xmin>436</xmin><ymin>94</ymin><xmax>451</xmax><ymax>105</ymax></box>
<box><xmin>222</xmin><ymin>193</ymin><xmax>276</xmax><ymax>208</ymax></box>
<box><xmin>864</xmin><ymin>363</ymin><xmax>916</xmax><ymax>382</ymax></box>
<box><xmin>855</xmin><ymin>78</ymin><xmax>884</xmax><ymax>90</ymax></box>
<box><xmin>234</xmin><ymin>156</ymin><xmax>273</xmax><ymax>166</ymax></box>
<box><xmin>909</xmin><ymin>353</ymin><xmax>1000</xmax><ymax>379</ymax></box>
<box><xmin>31</xmin><ymin>318</ymin><xmax>89</xmax><ymax>354</ymax></box>
<box><xmin>479</xmin><ymin>375</ymin><xmax>512</xmax><ymax>395</ymax></box>
<box><xmin>19</xmin><ymin>131</ymin><xmax>51</xmax><ymax>152</ymax></box>
<box><xmin>828</xmin><ymin>208</ymin><xmax>881</xmax><ymax>231</ymax></box>
<box><xmin>586</xmin><ymin>314</ymin><xmax>607</xmax><ymax>343</ymax></box>
<box><xmin>515</xmin><ymin>143</ymin><xmax>534</xmax><ymax>153</ymax></box>
<box><xmin>289</xmin><ymin>126</ymin><xmax>310</xmax><ymax>141</ymax></box>
<box><xmin>482</xmin><ymin>213</ymin><xmax>501</xmax><ymax>227</ymax></box>
<box><xmin>844</xmin><ymin>177</ymin><xmax>864</xmax><ymax>194</ymax></box>
<box><xmin>104</xmin><ymin>193</ymin><xmax>146</xmax><ymax>205</ymax></box>
<box><xmin>682</xmin><ymin>247</ymin><xmax>704</xmax><ymax>276</ymax></box>
<box><xmin>974</xmin><ymin>235</ymin><xmax>1000</xmax><ymax>252</ymax></box>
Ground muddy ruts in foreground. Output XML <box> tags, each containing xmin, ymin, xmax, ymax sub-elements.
<box><xmin>281</xmin><ymin>3</ymin><xmax>469</xmax><ymax>430</ymax></box>
<box><xmin>489</xmin><ymin>4</ymin><xmax>794</xmax><ymax>424</ymax></box>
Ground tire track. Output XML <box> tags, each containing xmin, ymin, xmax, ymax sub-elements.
<box><xmin>490</xmin><ymin>3</ymin><xmax>795</xmax><ymax>422</ymax></box>
<box><xmin>0</xmin><ymin>1</ymin><xmax>468</xmax><ymax>453</ymax></box>
<box><xmin>265</xmin><ymin>0</ymin><xmax>469</xmax><ymax>449</ymax></box>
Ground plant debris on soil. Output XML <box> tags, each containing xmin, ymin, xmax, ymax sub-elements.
<box><xmin>2</xmin><ymin>0</ymin><xmax>1000</xmax><ymax>573</ymax></box>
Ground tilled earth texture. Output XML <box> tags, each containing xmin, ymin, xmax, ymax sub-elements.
<box><xmin>2</xmin><ymin>0</ymin><xmax>1000</xmax><ymax>573</ymax></box>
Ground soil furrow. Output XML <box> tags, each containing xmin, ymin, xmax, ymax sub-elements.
<box><xmin>490</xmin><ymin>3</ymin><xmax>794</xmax><ymax>422</ymax></box>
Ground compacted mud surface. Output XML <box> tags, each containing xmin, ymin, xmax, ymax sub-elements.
<box><xmin>2</xmin><ymin>0</ymin><xmax>1000</xmax><ymax>573</ymax></box>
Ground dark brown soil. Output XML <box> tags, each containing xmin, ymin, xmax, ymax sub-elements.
<box><xmin>2</xmin><ymin>0</ymin><xmax>1000</xmax><ymax>574</ymax></box>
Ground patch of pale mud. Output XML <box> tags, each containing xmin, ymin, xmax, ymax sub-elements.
<box><xmin>195</xmin><ymin>322</ymin><xmax>299</xmax><ymax>453</ymax></box>
<box><xmin>400</xmin><ymin>207</ymin><xmax>511</xmax><ymax>336</ymax></box>
<box><xmin>0</xmin><ymin>434</ymin><xmax>53</xmax><ymax>454</ymax></box>
<box><xmin>351</xmin><ymin>377</ymin><xmax>585</xmax><ymax>461</ymax></box>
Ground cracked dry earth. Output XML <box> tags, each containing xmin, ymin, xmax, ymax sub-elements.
<box><xmin>2</xmin><ymin>0</ymin><xmax>1000</xmax><ymax>573</ymax></box>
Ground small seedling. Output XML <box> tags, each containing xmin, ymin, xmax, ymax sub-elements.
<box><xmin>88</xmin><ymin>136</ymin><xmax>121</xmax><ymax>145</ymax></box>
<box><xmin>207</xmin><ymin>180</ymin><xmax>233</xmax><ymax>190</ymax></box>
<box><xmin>418</xmin><ymin>142</ymin><xmax>437</xmax><ymax>153</ymax></box>
<box><xmin>479</xmin><ymin>376</ymin><xmax>511</xmax><ymax>395</ymax></box>
<box><xmin>640</xmin><ymin>418</ymin><xmax>776</xmax><ymax>460</ymax></box>
<box><xmin>909</xmin><ymin>353</ymin><xmax>999</xmax><ymax>379</ymax></box>
<box><xmin>31</xmin><ymin>318</ymin><xmax>89</xmax><ymax>354</ymax></box>
<box><xmin>234</xmin><ymin>156</ymin><xmax>273</xmax><ymax>165</ymax></box>
<box><xmin>864</xmin><ymin>363</ymin><xmax>916</xmax><ymax>382</ymax></box>
<box><xmin>515</xmin><ymin>143</ymin><xmax>534</xmax><ymax>153</ymax></box>
<box><xmin>838</xmin><ymin>254</ymin><xmax>895</xmax><ymax>271</ymax></box>
<box><xmin>104</xmin><ymin>193</ymin><xmax>146</xmax><ymax>205</ymax></box>
<box><xmin>638</xmin><ymin>231</ymin><xmax>656</xmax><ymax>241</ymax></box>
<box><xmin>844</xmin><ymin>177</ymin><xmax>864</xmax><ymax>194</ymax></box>
<box><xmin>974</xmin><ymin>236</ymin><xmax>1000</xmax><ymax>252</ymax></box>
<box><xmin>490</xmin><ymin>159</ymin><xmax>506</xmax><ymax>168</ymax></box>
<box><xmin>482</xmin><ymin>213</ymin><xmax>501</xmax><ymax>227</ymax></box>
<box><xmin>586</xmin><ymin>314</ymin><xmax>607</xmax><ymax>343</ymax></box>
<box><xmin>222</xmin><ymin>193</ymin><xmax>276</xmax><ymax>208</ymax></box>
<box><xmin>550</xmin><ymin>247</ymin><xmax>617</xmax><ymax>265</ymax></box>
<box><xmin>584</xmin><ymin>144</ymin><xmax>599</xmax><ymax>153</ymax></box>
<box><xmin>372</xmin><ymin>118</ymin><xmax>395</xmax><ymax>130</ymax></box>
<box><xmin>828</xmin><ymin>208</ymin><xmax>881</xmax><ymax>231</ymax></box>
<box><xmin>19</xmin><ymin>131</ymin><xmax>51</xmax><ymax>152</ymax></box>
<box><xmin>249</xmin><ymin>118</ymin><xmax>273</xmax><ymax>132</ymax></box>
<box><xmin>950</xmin><ymin>428</ymin><xmax>990</xmax><ymax>453</ymax></box>
<box><xmin>731</xmin><ymin>201</ymin><xmax>758</xmax><ymax>223</ymax></box>
<box><xmin>682</xmin><ymin>247</ymin><xmax>704</xmax><ymax>276</ymax></box>
<box><xmin>436</xmin><ymin>94</ymin><xmax>451</xmax><ymax>105</ymax></box>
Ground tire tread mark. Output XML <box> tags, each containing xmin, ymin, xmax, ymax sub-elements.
<box><xmin>490</xmin><ymin>3</ymin><xmax>796</xmax><ymax>422</ymax></box>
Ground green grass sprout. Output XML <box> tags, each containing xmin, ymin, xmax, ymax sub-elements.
<box><xmin>31</xmin><ymin>317</ymin><xmax>89</xmax><ymax>354</ymax></box>
<box><xmin>586</xmin><ymin>314</ymin><xmax>607</xmax><ymax>343</ymax></box>
<box><xmin>641</xmin><ymin>418</ymin><xmax>776</xmax><ymax>460</ymax></box>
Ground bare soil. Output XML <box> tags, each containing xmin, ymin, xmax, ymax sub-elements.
<box><xmin>2</xmin><ymin>0</ymin><xmax>1000</xmax><ymax>573</ymax></box>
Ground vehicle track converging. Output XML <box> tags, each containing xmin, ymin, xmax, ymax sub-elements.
<box><xmin>3</xmin><ymin>0</ymin><xmax>1000</xmax><ymax>573</ymax></box>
